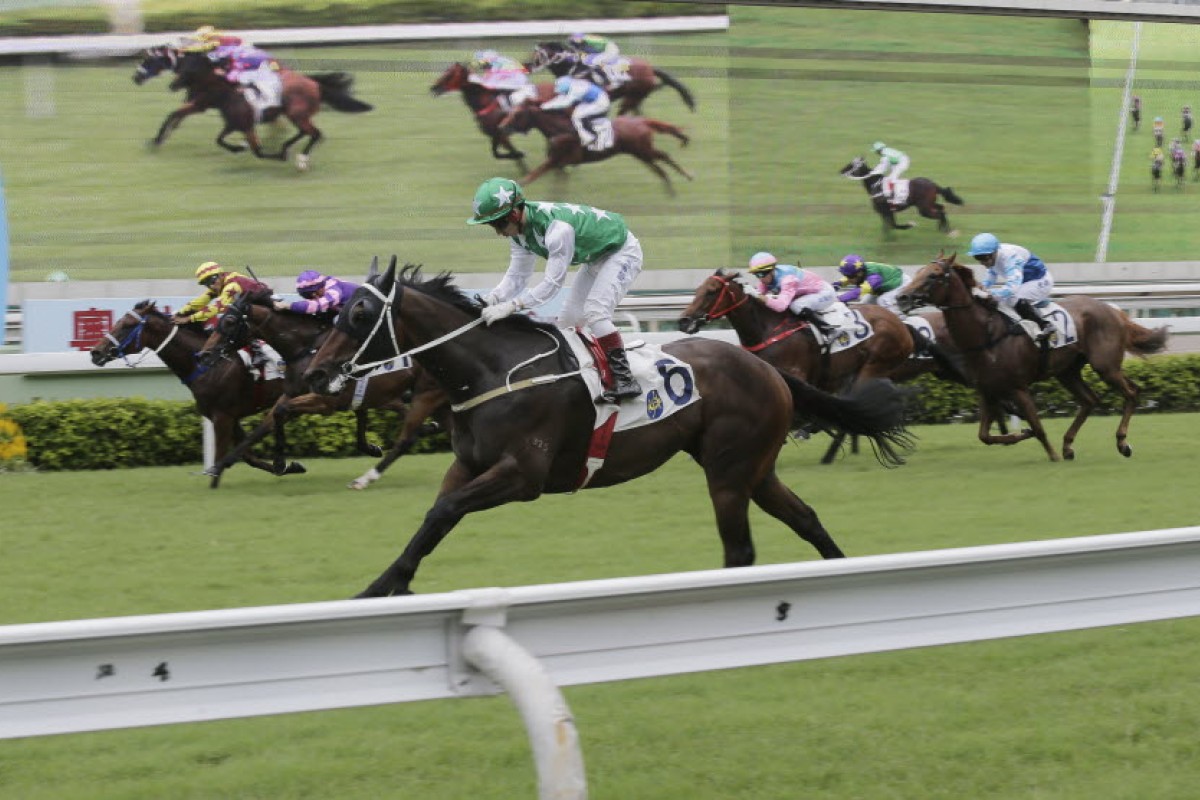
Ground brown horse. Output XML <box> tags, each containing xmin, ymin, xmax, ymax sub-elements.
<box><xmin>430</xmin><ymin>62</ymin><xmax>555</xmax><ymax>169</ymax></box>
<box><xmin>498</xmin><ymin>102</ymin><xmax>692</xmax><ymax>192</ymax></box>
<box><xmin>896</xmin><ymin>253</ymin><xmax>1170</xmax><ymax>461</ymax></box>
<box><xmin>302</xmin><ymin>263</ymin><xmax>910</xmax><ymax>597</ymax></box>
<box><xmin>198</xmin><ymin>291</ymin><xmax>450</xmax><ymax>490</ymax></box>
<box><xmin>88</xmin><ymin>301</ymin><xmax>303</xmax><ymax>476</ymax></box>
<box><xmin>839</xmin><ymin>156</ymin><xmax>964</xmax><ymax>234</ymax></box>
<box><xmin>526</xmin><ymin>41</ymin><xmax>695</xmax><ymax>116</ymax></box>
<box><xmin>169</xmin><ymin>51</ymin><xmax>372</xmax><ymax>169</ymax></box>
<box><xmin>677</xmin><ymin>270</ymin><xmax>917</xmax><ymax>463</ymax></box>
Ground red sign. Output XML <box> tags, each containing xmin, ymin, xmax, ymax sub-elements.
<box><xmin>70</xmin><ymin>308</ymin><xmax>113</xmax><ymax>351</ymax></box>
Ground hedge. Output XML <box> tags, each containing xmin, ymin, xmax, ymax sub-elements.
<box><xmin>5</xmin><ymin>353</ymin><xmax>1199</xmax><ymax>471</ymax></box>
<box><xmin>5</xmin><ymin>398</ymin><xmax>449</xmax><ymax>471</ymax></box>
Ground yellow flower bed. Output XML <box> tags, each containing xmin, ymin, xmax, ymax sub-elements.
<box><xmin>0</xmin><ymin>404</ymin><xmax>29</xmax><ymax>462</ymax></box>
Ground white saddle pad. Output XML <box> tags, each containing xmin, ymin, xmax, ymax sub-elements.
<box><xmin>813</xmin><ymin>305</ymin><xmax>874</xmax><ymax>354</ymax></box>
<box><xmin>998</xmin><ymin>302</ymin><xmax>1078</xmax><ymax>348</ymax></box>
<box><xmin>564</xmin><ymin>331</ymin><xmax>701</xmax><ymax>431</ymax></box>
<box><xmin>587</xmin><ymin>118</ymin><xmax>615</xmax><ymax>152</ymax></box>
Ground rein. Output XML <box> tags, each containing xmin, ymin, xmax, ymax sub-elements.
<box><xmin>701</xmin><ymin>276</ymin><xmax>749</xmax><ymax>322</ymax></box>
<box><xmin>106</xmin><ymin>311</ymin><xmax>181</xmax><ymax>367</ymax></box>
<box><xmin>743</xmin><ymin>320</ymin><xmax>808</xmax><ymax>353</ymax></box>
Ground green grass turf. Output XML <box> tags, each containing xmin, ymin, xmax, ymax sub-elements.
<box><xmin>1</xmin><ymin>415</ymin><xmax>1198</xmax><ymax>798</ymax></box>
<box><xmin>4</xmin><ymin>12</ymin><xmax>1199</xmax><ymax>290</ymax></box>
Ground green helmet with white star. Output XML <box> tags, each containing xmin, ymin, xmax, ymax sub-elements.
<box><xmin>467</xmin><ymin>177</ymin><xmax>525</xmax><ymax>225</ymax></box>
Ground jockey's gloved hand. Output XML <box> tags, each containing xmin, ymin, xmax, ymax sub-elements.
<box><xmin>473</xmin><ymin>293</ymin><xmax>495</xmax><ymax>309</ymax></box>
<box><xmin>481</xmin><ymin>299</ymin><xmax>521</xmax><ymax>326</ymax></box>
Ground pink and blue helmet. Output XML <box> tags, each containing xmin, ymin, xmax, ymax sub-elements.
<box><xmin>296</xmin><ymin>269</ymin><xmax>327</xmax><ymax>296</ymax></box>
<box><xmin>747</xmin><ymin>251</ymin><xmax>778</xmax><ymax>275</ymax></box>
<box><xmin>839</xmin><ymin>254</ymin><xmax>865</xmax><ymax>277</ymax></box>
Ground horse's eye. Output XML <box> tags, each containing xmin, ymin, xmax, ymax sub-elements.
<box><xmin>349</xmin><ymin>303</ymin><xmax>368</xmax><ymax>327</ymax></box>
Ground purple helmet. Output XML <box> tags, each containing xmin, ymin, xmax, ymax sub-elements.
<box><xmin>296</xmin><ymin>269</ymin><xmax>327</xmax><ymax>296</ymax></box>
<box><xmin>839</xmin><ymin>254</ymin><xmax>865</xmax><ymax>277</ymax></box>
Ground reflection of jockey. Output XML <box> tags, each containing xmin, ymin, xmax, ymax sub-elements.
<box><xmin>967</xmin><ymin>233</ymin><xmax>1055</xmax><ymax>343</ymax></box>
<box><xmin>566</xmin><ymin>32</ymin><xmax>623</xmax><ymax>86</ymax></box>
<box><xmin>468</xmin><ymin>50</ymin><xmax>537</xmax><ymax>110</ymax></box>
<box><xmin>869</xmin><ymin>141</ymin><xmax>910</xmax><ymax>203</ymax></box>
<box><xmin>213</xmin><ymin>44</ymin><xmax>282</xmax><ymax>121</ymax></box>
<box><xmin>834</xmin><ymin>253</ymin><xmax>910</xmax><ymax>316</ymax></box>
<box><xmin>181</xmin><ymin>25</ymin><xmax>242</xmax><ymax>52</ymax></box>
<box><xmin>745</xmin><ymin>251</ymin><xmax>838</xmax><ymax>337</ymax></box>
<box><xmin>541</xmin><ymin>76</ymin><xmax>611</xmax><ymax>151</ymax></box>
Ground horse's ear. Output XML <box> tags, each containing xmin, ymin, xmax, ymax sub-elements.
<box><xmin>379</xmin><ymin>259</ymin><xmax>397</xmax><ymax>292</ymax></box>
<box><xmin>948</xmin><ymin>251</ymin><xmax>958</xmax><ymax>264</ymax></box>
<box><xmin>388</xmin><ymin>255</ymin><xmax>397</xmax><ymax>274</ymax></box>
<box><xmin>366</xmin><ymin>255</ymin><xmax>379</xmax><ymax>281</ymax></box>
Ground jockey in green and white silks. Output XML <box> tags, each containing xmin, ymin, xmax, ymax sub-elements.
<box><xmin>869</xmin><ymin>141</ymin><xmax>910</xmax><ymax>202</ymax></box>
<box><xmin>967</xmin><ymin>232</ymin><xmax>1055</xmax><ymax>342</ymax></box>
<box><xmin>541</xmin><ymin>76</ymin><xmax>611</xmax><ymax>150</ymax></box>
<box><xmin>467</xmin><ymin>177</ymin><xmax>644</xmax><ymax>402</ymax></box>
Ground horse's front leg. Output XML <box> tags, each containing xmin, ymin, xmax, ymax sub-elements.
<box><xmin>356</xmin><ymin>455</ymin><xmax>545</xmax><ymax>597</ymax></box>
<box><xmin>152</xmin><ymin>104</ymin><xmax>198</xmax><ymax>147</ymax></box>
<box><xmin>216</xmin><ymin>124</ymin><xmax>247</xmax><ymax>153</ymax></box>
<box><xmin>350</xmin><ymin>388</ymin><xmax>448</xmax><ymax>490</ymax></box>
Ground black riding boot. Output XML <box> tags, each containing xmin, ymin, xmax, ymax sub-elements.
<box><xmin>800</xmin><ymin>308</ymin><xmax>836</xmax><ymax>339</ymax></box>
<box><xmin>1014</xmin><ymin>299</ymin><xmax>1053</xmax><ymax>342</ymax></box>
<box><xmin>602</xmin><ymin>347</ymin><xmax>643</xmax><ymax>403</ymax></box>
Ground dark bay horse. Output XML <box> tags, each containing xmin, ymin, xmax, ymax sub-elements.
<box><xmin>526</xmin><ymin>41</ymin><xmax>695</xmax><ymax>116</ymax></box>
<box><xmin>198</xmin><ymin>293</ymin><xmax>449</xmax><ymax>490</ymax></box>
<box><xmin>498</xmin><ymin>102</ymin><xmax>692</xmax><ymax>192</ymax></box>
<box><xmin>677</xmin><ymin>270</ymin><xmax>918</xmax><ymax>463</ymax></box>
<box><xmin>302</xmin><ymin>263</ymin><xmax>910</xmax><ymax>597</ymax></box>
<box><xmin>169</xmin><ymin>51</ymin><xmax>372</xmax><ymax>169</ymax></box>
<box><xmin>430</xmin><ymin>62</ymin><xmax>555</xmax><ymax>169</ymax></box>
<box><xmin>839</xmin><ymin>156</ymin><xmax>964</xmax><ymax>234</ymax></box>
<box><xmin>133</xmin><ymin>46</ymin><xmax>214</xmax><ymax>147</ymax></box>
<box><xmin>896</xmin><ymin>253</ymin><xmax>1170</xmax><ymax>461</ymax></box>
<box><xmin>88</xmin><ymin>301</ymin><xmax>302</xmax><ymax>476</ymax></box>
<box><xmin>1172</xmin><ymin>148</ymin><xmax>1187</xmax><ymax>189</ymax></box>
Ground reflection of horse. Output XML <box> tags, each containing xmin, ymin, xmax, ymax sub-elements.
<box><xmin>88</xmin><ymin>301</ymin><xmax>301</xmax><ymax>476</ymax></box>
<box><xmin>1193</xmin><ymin>147</ymin><xmax>1200</xmax><ymax>182</ymax></box>
<box><xmin>1172</xmin><ymin>149</ymin><xmax>1187</xmax><ymax>188</ymax></box>
<box><xmin>133</xmin><ymin>46</ymin><xmax>218</xmax><ymax>147</ymax></box>
<box><xmin>198</xmin><ymin>293</ymin><xmax>449</xmax><ymax>490</ymax></box>
<box><xmin>1152</xmin><ymin>156</ymin><xmax>1163</xmax><ymax>192</ymax></box>
<box><xmin>303</xmin><ymin>263</ymin><xmax>910</xmax><ymax>597</ymax></box>
<box><xmin>677</xmin><ymin>269</ymin><xmax>919</xmax><ymax>464</ymax></box>
<box><xmin>498</xmin><ymin>102</ymin><xmax>692</xmax><ymax>192</ymax></box>
<box><xmin>896</xmin><ymin>253</ymin><xmax>1170</xmax><ymax>461</ymax></box>
<box><xmin>526</xmin><ymin>41</ymin><xmax>695</xmax><ymax>116</ymax></box>
<box><xmin>429</xmin><ymin>62</ymin><xmax>555</xmax><ymax>169</ymax></box>
<box><xmin>839</xmin><ymin>157</ymin><xmax>964</xmax><ymax>234</ymax></box>
<box><xmin>169</xmin><ymin>51</ymin><xmax>372</xmax><ymax>169</ymax></box>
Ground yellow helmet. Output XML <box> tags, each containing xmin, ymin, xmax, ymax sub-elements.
<box><xmin>195</xmin><ymin>261</ymin><xmax>223</xmax><ymax>284</ymax></box>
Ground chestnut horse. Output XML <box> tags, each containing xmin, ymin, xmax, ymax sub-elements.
<box><xmin>526</xmin><ymin>41</ymin><xmax>695</xmax><ymax>116</ymax></box>
<box><xmin>169</xmin><ymin>51</ymin><xmax>372</xmax><ymax>169</ymax></box>
<box><xmin>677</xmin><ymin>270</ymin><xmax>917</xmax><ymax>463</ymax></box>
<box><xmin>89</xmin><ymin>301</ymin><xmax>303</xmax><ymax>476</ymax></box>
<box><xmin>198</xmin><ymin>292</ymin><xmax>450</xmax><ymax>490</ymax></box>
<box><xmin>302</xmin><ymin>263</ymin><xmax>910</xmax><ymax>596</ymax></box>
<box><xmin>839</xmin><ymin>156</ymin><xmax>964</xmax><ymax>234</ymax></box>
<box><xmin>896</xmin><ymin>253</ymin><xmax>1170</xmax><ymax>461</ymax></box>
<box><xmin>430</xmin><ymin>62</ymin><xmax>555</xmax><ymax>169</ymax></box>
<box><xmin>498</xmin><ymin>102</ymin><xmax>692</xmax><ymax>192</ymax></box>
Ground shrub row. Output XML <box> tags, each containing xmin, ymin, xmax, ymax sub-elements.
<box><xmin>5</xmin><ymin>398</ymin><xmax>449</xmax><ymax>471</ymax></box>
<box><xmin>7</xmin><ymin>353</ymin><xmax>1199</xmax><ymax>471</ymax></box>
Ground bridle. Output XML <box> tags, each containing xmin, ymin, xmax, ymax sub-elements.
<box><xmin>698</xmin><ymin>274</ymin><xmax>749</xmax><ymax>321</ymax></box>
<box><xmin>102</xmin><ymin>310</ymin><xmax>180</xmax><ymax>366</ymax></box>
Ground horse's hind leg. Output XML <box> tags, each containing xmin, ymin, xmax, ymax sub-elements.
<box><xmin>751</xmin><ymin>472</ymin><xmax>845</xmax><ymax>559</ymax></box>
<box><xmin>1090</xmin><ymin>360</ymin><xmax>1142</xmax><ymax>458</ymax></box>
<box><xmin>349</xmin><ymin>390</ymin><xmax>448</xmax><ymax>490</ymax></box>
<box><xmin>216</xmin><ymin>125</ymin><xmax>246</xmax><ymax>153</ymax></box>
<box><xmin>636</xmin><ymin>156</ymin><xmax>676</xmax><ymax>195</ymax></box>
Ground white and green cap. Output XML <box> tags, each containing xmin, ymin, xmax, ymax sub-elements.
<box><xmin>467</xmin><ymin>177</ymin><xmax>525</xmax><ymax>225</ymax></box>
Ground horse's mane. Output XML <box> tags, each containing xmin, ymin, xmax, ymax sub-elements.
<box><xmin>395</xmin><ymin>262</ymin><xmax>551</xmax><ymax>333</ymax></box>
<box><xmin>133</xmin><ymin>299</ymin><xmax>168</xmax><ymax>319</ymax></box>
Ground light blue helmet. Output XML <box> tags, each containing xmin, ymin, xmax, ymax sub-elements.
<box><xmin>967</xmin><ymin>232</ymin><xmax>1000</xmax><ymax>257</ymax></box>
<box><xmin>554</xmin><ymin>75</ymin><xmax>573</xmax><ymax>94</ymax></box>
<box><xmin>872</xmin><ymin>141</ymin><xmax>886</xmax><ymax>153</ymax></box>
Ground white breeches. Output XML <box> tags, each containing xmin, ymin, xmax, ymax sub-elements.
<box><xmin>571</xmin><ymin>97</ymin><xmax>610</xmax><ymax>143</ymax></box>
<box><xmin>888</xmin><ymin>156</ymin><xmax>910</xmax><ymax>181</ymax></box>
<box><xmin>787</xmin><ymin>286</ymin><xmax>836</xmax><ymax>315</ymax></box>
<box><xmin>876</xmin><ymin>275</ymin><xmax>911</xmax><ymax>314</ymax></box>
<box><xmin>996</xmin><ymin>274</ymin><xmax>1055</xmax><ymax>307</ymax></box>
<box><xmin>557</xmin><ymin>233</ymin><xmax>643</xmax><ymax>338</ymax></box>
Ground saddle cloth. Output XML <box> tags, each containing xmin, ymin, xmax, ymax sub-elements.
<box><xmin>810</xmin><ymin>305</ymin><xmax>875</xmax><ymax>354</ymax></box>
<box><xmin>904</xmin><ymin>316</ymin><xmax>937</xmax><ymax>358</ymax></box>
<box><xmin>885</xmin><ymin>178</ymin><xmax>910</xmax><ymax>206</ymax></box>
<box><xmin>563</xmin><ymin>330</ymin><xmax>700</xmax><ymax>431</ymax></box>
<box><xmin>352</xmin><ymin>355</ymin><xmax>414</xmax><ymax>410</ymax></box>
<box><xmin>998</xmin><ymin>301</ymin><xmax>1078</xmax><ymax>348</ymax></box>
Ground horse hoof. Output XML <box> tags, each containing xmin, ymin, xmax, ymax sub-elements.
<box><xmin>948</xmin><ymin>229</ymin><xmax>960</xmax><ymax>238</ymax></box>
<box><xmin>348</xmin><ymin>479</ymin><xmax>368</xmax><ymax>490</ymax></box>
<box><xmin>1063</xmin><ymin>450</ymin><xmax>1075</xmax><ymax>461</ymax></box>
<box><xmin>284</xmin><ymin>461</ymin><xmax>307</xmax><ymax>475</ymax></box>
<box><xmin>295</xmin><ymin>153</ymin><xmax>310</xmax><ymax>172</ymax></box>
<box><xmin>364</xmin><ymin>444</ymin><xmax>384</xmax><ymax>458</ymax></box>
<box><xmin>1119</xmin><ymin>443</ymin><xmax>1133</xmax><ymax>458</ymax></box>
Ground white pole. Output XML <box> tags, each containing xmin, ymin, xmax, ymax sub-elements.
<box><xmin>1096</xmin><ymin>21</ymin><xmax>1142</xmax><ymax>263</ymax></box>
<box><xmin>462</xmin><ymin>625</ymin><xmax>587</xmax><ymax>800</ymax></box>
<box><xmin>202</xmin><ymin>418</ymin><xmax>215</xmax><ymax>470</ymax></box>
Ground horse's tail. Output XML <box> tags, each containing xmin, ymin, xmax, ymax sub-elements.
<box><xmin>938</xmin><ymin>185</ymin><xmax>965</xmax><ymax>205</ymax></box>
<box><xmin>310</xmin><ymin>72</ymin><xmax>374</xmax><ymax>113</ymax></box>
<box><xmin>644</xmin><ymin>118</ymin><xmax>689</xmax><ymax>147</ymax></box>
<box><xmin>1122</xmin><ymin>314</ymin><xmax>1170</xmax><ymax>356</ymax></box>
<box><xmin>776</xmin><ymin>371</ymin><xmax>914</xmax><ymax>466</ymax></box>
<box><xmin>652</xmin><ymin>68</ymin><xmax>696</xmax><ymax>111</ymax></box>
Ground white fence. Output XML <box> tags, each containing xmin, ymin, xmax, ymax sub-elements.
<box><xmin>3</xmin><ymin>526</ymin><xmax>1200</xmax><ymax>799</ymax></box>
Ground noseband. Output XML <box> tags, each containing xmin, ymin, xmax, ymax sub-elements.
<box><xmin>699</xmin><ymin>275</ymin><xmax>748</xmax><ymax>321</ymax></box>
